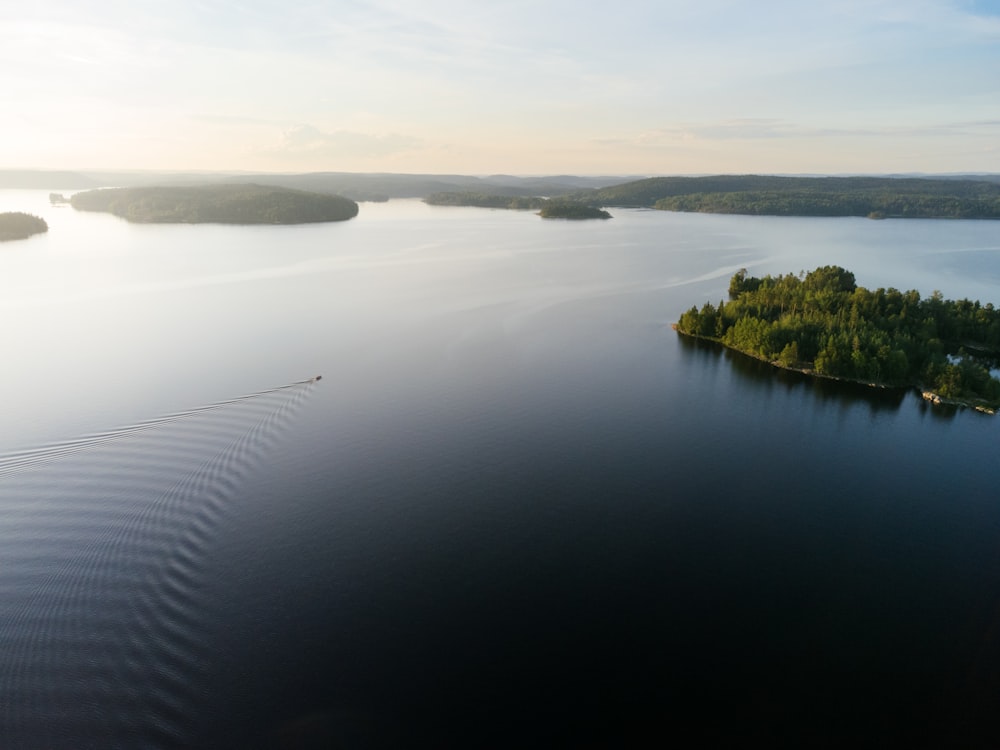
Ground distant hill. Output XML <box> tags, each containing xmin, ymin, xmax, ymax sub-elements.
<box><xmin>70</xmin><ymin>184</ymin><xmax>359</xmax><ymax>224</ymax></box>
<box><xmin>425</xmin><ymin>192</ymin><xmax>546</xmax><ymax>209</ymax></box>
<box><xmin>0</xmin><ymin>170</ymin><xmax>636</xmax><ymax>200</ymax></box>
<box><xmin>425</xmin><ymin>192</ymin><xmax>612</xmax><ymax>218</ymax></box>
<box><xmin>141</xmin><ymin>172</ymin><xmax>634</xmax><ymax>200</ymax></box>
<box><xmin>568</xmin><ymin>175</ymin><xmax>1000</xmax><ymax>218</ymax></box>
<box><xmin>9</xmin><ymin>171</ymin><xmax>1000</xmax><ymax>217</ymax></box>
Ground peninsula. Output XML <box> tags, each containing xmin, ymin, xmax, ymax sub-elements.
<box><xmin>70</xmin><ymin>184</ymin><xmax>359</xmax><ymax>224</ymax></box>
<box><xmin>0</xmin><ymin>212</ymin><xmax>48</xmax><ymax>242</ymax></box>
<box><xmin>676</xmin><ymin>266</ymin><xmax>1000</xmax><ymax>413</ymax></box>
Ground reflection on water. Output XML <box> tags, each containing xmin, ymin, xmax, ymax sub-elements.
<box><xmin>677</xmin><ymin>333</ymin><xmax>907</xmax><ymax>414</ymax></box>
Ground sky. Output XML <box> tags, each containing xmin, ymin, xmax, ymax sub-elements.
<box><xmin>3</xmin><ymin>0</ymin><xmax>1000</xmax><ymax>175</ymax></box>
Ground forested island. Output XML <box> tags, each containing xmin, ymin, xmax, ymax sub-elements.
<box><xmin>538</xmin><ymin>202</ymin><xmax>612</xmax><ymax>220</ymax></box>
<box><xmin>0</xmin><ymin>212</ymin><xmax>48</xmax><ymax>242</ymax></box>
<box><xmin>676</xmin><ymin>266</ymin><xmax>1000</xmax><ymax>413</ymax></box>
<box><xmin>70</xmin><ymin>184</ymin><xmax>359</xmax><ymax>224</ymax></box>
<box><xmin>571</xmin><ymin>175</ymin><xmax>1000</xmax><ymax>219</ymax></box>
<box><xmin>425</xmin><ymin>192</ymin><xmax>611</xmax><ymax>219</ymax></box>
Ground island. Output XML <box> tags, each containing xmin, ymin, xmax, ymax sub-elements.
<box><xmin>69</xmin><ymin>184</ymin><xmax>359</xmax><ymax>224</ymax></box>
<box><xmin>675</xmin><ymin>266</ymin><xmax>1000</xmax><ymax>413</ymax></box>
<box><xmin>538</xmin><ymin>202</ymin><xmax>612</xmax><ymax>220</ymax></box>
<box><xmin>0</xmin><ymin>212</ymin><xmax>48</xmax><ymax>242</ymax></box>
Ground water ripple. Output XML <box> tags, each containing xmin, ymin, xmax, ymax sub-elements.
<box><xmin>0</xmin><ymin>377</ymin><xmax>320</xmax><ymax>748</ymax></box>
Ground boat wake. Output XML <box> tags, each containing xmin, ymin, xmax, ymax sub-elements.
<box><xmin>0</xmin><ymin>377</ymin><xmax>321</xmax><ymax>748</ymax></box>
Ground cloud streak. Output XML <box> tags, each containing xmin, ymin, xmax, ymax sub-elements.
<box><xmin>265</xmin><ymin>124</ymin><xmax>422</xmax><ymax>160</ymax></box>
<box><xmin>599</xmin><ymin>118</ymin><xmax>1000</xmax><ymax>146</ymax></box>
<box><xmin>2</xmin><ymin>0</ymin><xmax>1000</xmax><ymax>173</ymax></box>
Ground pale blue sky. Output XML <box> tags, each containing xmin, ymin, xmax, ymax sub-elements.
<box><xmin>3</xmin><ymin>0</ymin><xmax>999</xmax><ymax>174</ymax></box>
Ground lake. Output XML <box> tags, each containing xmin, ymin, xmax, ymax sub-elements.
<box><xmin>1</xmin><ymin>192</ymin><xmax>999</xmax><ymax>746</ymax></box>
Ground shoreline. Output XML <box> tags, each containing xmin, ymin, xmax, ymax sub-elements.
<box><xmin>673</xmin><ymin>325</ymin><xmax>997</xmax><ymax>415</ymax></box>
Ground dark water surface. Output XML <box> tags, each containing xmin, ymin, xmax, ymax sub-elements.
<box><xmin>1</xmin><ymin>193</ymin><xmax>999</xmax><ymax>746</ymax></box>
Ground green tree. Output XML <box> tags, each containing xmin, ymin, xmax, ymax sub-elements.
<box><xmin>778</xmin><ymin>341</ymin><xmax>800</xmax><ymax>368</ymax></box>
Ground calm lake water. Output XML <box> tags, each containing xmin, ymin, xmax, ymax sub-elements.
<box><xmin>1</xmin><ymin>191</ymin><xmax>999</xmax><ymax>746</ymax></box>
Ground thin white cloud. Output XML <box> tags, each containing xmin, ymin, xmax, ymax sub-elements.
<box><xmin>264</xmin><ymin>124</ymin><xmax>422</xmax><ymax>160</ymax></box>
<box><xmin>3</xmin><ymin>0</ymin><xmax>1000</xmax><ymax>173</ymax></box>
<box><xmin>596</xmin><ymin>118</ymin><xmax>1000</xmax><ymax>147</ymax></box>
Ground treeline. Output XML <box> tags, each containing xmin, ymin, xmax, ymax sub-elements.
<box><xmin>425</xmin><ymin>192</ymin><xmax>546</xmax><ymax>209</ymax></box>
<box><xmin>70</xmin><ymin>184</ymin><xmax>359</xmax><ymax>224</ymax></box>
<box><xmin>0</xmin><ymin>170</ymin><xmax>626</xmax><ymax>197</ymax></box>
<box><xmin>538</xmin><ymin>202</ymin><xmax>611</xmax><ymax>219</ymax></box>
<box><xmin>654</xmin><ymin>190</ymin><xmax>1000</xmax><ymax>219</ymax></box>
<box><xmin>0</xmin><ymin>212</ymin><xmax>48</xmax><ymax>241</ymax></box>
<box><xmin>425</xmin><ymin>193</ymin><xmax>611</xmax><ymax>219</ymax></box>
<box><xmin>568</xmin><ymin>175</ymin><xmax>1000</xmax><ymax>219</ymax></box>
<box><xmin>676</xmin><ymin>266</ymin><xmax>1000</xmax><ymax>408</ymax></box>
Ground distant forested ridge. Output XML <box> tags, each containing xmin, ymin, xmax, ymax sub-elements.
<box><xmin>0</xmin><ymin>169</ymin><xmax>633</xmax><ymax>200</ymax></box>
<box><xmin>425</xmin><ymin>192</ymin><xmax>546</xmax><ymax>209</ymax></box>
<box><xmin>0</xmin><ymin>212</ymin><xmax>48</xmax><ymax>241</ymax></box>
<box><xmin>10</xmin><ymin>170</ymin><xmax>1000</xmax><ymax>218</ymax></box>
<box><xmin>425</xmin><ymin>192</ymin><xmax>610</xmax><ymax>218</ymax></box>
<box><xmin>571</xmin><ymin>175</ymin><xmax>1000</xmax><ymax>219</ymax></box>
<box><xmin>676</xmin><ymin>266</ymin><xmax>1000</xmax><ymax>412</ymax></box>
<box><xmin>70</xmin><ymin>184</ymin><xmax>359</xmax><ymax>224</ymax></box>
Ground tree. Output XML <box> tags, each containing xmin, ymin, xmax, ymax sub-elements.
<box><xmin>778</xmin><ymin>341</ymin><xmax>800</xmax><ymax>368</ymax></box>
<box><xmin>677</xmin><ymin>266</ymin><xmax>1000</xmax><ymax>408</ymax></box>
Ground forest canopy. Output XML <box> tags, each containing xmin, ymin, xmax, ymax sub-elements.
<box><xmin>70</xmin><ymin>184</ymin><xmax>359</xmax><ymax>224</ymax></box>
<box><xmin>0</xmin><ymin>212</ymin><xmax>48</xmax><ymax>242</ymax></box>
<box><xmin>676</xmin><ymin>266</ymin><xmax>1000</xmax><ymax>411</ymax></box>
<box><xmin>653</xmin><ymin>190</ymin><xmax>1000</xmax><ymax>218</ymax></box>
<box><xmin>568</xmin><ymin>175</ymin><xmax>1000</xmax><ymax>219</ymax></box>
